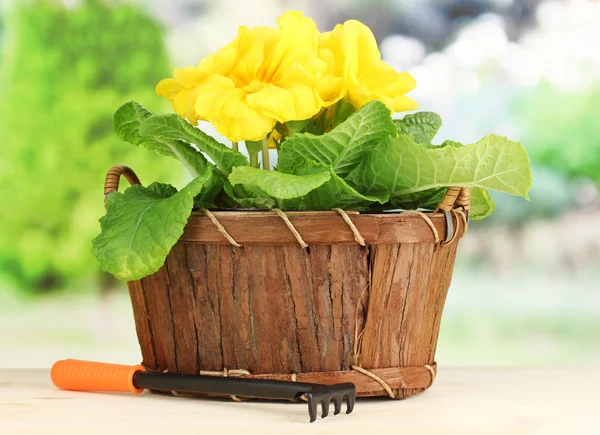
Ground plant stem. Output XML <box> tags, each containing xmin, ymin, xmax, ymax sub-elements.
<box><xmin>261</xmin><ymin>137</ymin><xmax>270</xmax><ymax>170</ymax></box>
<box><xmin>249</xmin><ymin>153</ymin><xmax>259</xmax><ymax>168</ymax></box>
<box><xmin>232</xmin><ymin>141</ymin><xmax>239</xmax><ymax>152</ymax></box>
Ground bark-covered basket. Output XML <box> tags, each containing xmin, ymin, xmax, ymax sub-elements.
<box><xmin>105</xmin><ymin>164</ymin><xmax>470</xmax><ymax>400</ymax></box>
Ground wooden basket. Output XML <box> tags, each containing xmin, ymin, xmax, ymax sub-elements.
<box><xmin>105</xmin><ymin>165</ymin><xmax>470</xmax><ymax>399</ymax></box>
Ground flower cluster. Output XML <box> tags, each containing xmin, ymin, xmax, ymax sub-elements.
<box><xmin>156</xmin><ymin>11</ymin><xmax>417</xmax><ymax>142</ymax></box>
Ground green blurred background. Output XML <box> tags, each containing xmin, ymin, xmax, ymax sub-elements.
<box><xmin>1</xmin><ymin>0</ymin><xmax>598</xmax><ymax>368</ymax></box>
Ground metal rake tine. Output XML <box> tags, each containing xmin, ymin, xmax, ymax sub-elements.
<box><xmin>306</xmin><ymin>393</ymin><xmax>319</xmax><ymax>423</ymax></box>
<box><xmin>321</xmin><ymin>397</ymin><xmax>330</xmax><ymax>418</ymax></box>
<box><xmin>333</xmin><ymin>395</ymin><xmax>343</xmax><ymax>415</ymax></box>
<box><xmin>345</xmin><ymin>393</ymin><xmax>355</xmax><ymax>414</ymax></box>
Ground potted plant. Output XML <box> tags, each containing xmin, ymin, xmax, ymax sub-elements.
<box><xmin>92</xmin><ymin>11</ymin><xmax>532</xmax><ymax>399</ymax></box>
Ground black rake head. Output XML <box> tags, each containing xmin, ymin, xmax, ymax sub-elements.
<box><xmin>303</xmin><ymin>383</ymin><xmax>356</xmax><ymax>422</ymax></box>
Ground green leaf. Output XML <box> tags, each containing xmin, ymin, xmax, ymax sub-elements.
<box><xmin>146</xmin><ymin>182</ymin><xmax>177</xmax><ymax>198</ymax></box>
<box><xmin>114</xmin><ymin>101</ymin><xmax>173</xmax><ymax>157</ymax></box>
<box><xmin>286</xmin><ymin>119</ymin><xmax>311</xmax><ymax>135</ymax></box>
<box><xmin>470</xmin><ymin>187</ymin><xmax>496</xmax><ymax>220</ymax></box>
<box><xmin>388</xmin><ymin>187</ymin><xmax>446</xmax><ymax>210</ymax></box>
<box><xmin>278</xmin><ymin>101</ymin><xmax>397</xmax><ymax>178</ymax></box>
<box><xmin>331</xmin><ymin>99</ymin><xmax>356</xmax><ymax>128</ymax></box>
<box><xmin>113</xmin><ymin>102</ymin><xmax>225</xmax><ymax>197</ymax></box>
<box><xmin>308</xmin><ymin>169</ymin><xmax>388</xmax><ymax>210</ymax></box>
<box><xmin>284</xmin><ymin>160</ymin><xmax>388</xmax><ymax>210</ymax></box>
<box><xmin>92</xmin><ymin>173</ymin><xmax>210</xmax><ymax>281</ymax></box>
<box><xmin>245</xmin><ymin>140</ymin><xmax>263</xmax><ymax>155</ymax></box>
<box><xmin>394</xmin><ymin>112</ymin><xmax>442</xmax><ymax>144</ymax></box>
<box><xmin>222</xmin><ymin>181</ymin><xmax>276</xmax><ymax>209</ymax></box>
<box><xmin>229</xmin><ymin>166</ymin><xmax>331</xmax><ymax>200</ymax></box>
<box><xmin>193</xmin><ymin>170</ymin><xmax>224</xmax><ymax>209</ymax></box>
<box><xmin>139</xmin><ymin>114</ymin><xmax>248</xmax><ymax>174</ymax></box>
<box><xmin>349</xmin><ymin>134</ymin><xmax>532</xmax><ymax>209</ymax></box>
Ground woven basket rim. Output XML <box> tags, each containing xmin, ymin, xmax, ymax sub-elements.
<box><xmin>180</xmin><ymin>208</ymin><xmax>467</xmax><ymax>245</ymax></box>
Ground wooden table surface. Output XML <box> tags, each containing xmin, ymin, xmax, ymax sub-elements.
<box><xmin>2</xmin><ymin>367</ymin><xmax>599</xmax><ymax>434</ymax></box>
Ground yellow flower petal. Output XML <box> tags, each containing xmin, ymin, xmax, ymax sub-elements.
<box><xmin>361</xmin><ymin>64</ymin><xmax>416</xmax><ymax>95</ymax></box>
<box><xmin>338</xmin><ymin>20</ymin><xmax>381</xmax><ymax>77</ymax></box>
<box><xmin>318</xmin><ymin>75</ymin><xmax>346</xmax><ymax>106</ymax></box>
<box><xmin>197</xmin><ymin>41</ymin><xmax>239</xmax><ymax>77</ymax></box>
<box><xmin>392</xmin><ymin>95</ymin><xmax>419</xmax><ymax>112</ymax></box>
<box><xmin>318</xmin><ymin>19</ymin><xmax>418</xmax><ymax>113</ymax></box>
<box><xmin>173</xmin><ymin>66</ymin><xmax>207</xmax><ymax>87</ymax></box>
<box><xmin>195</xmin><ymin>75</ymin><xmax>276</xmax><ymax>142</ymax></box>
<box><xmin>317</xmin><ymin>35</ymin><xmax>346</xmax><ymax>106</ymax></box>
<box><xmin>247</xmin><ymin>82</ymin><xmax>320</xmax><ymax>123</ymax></box>
<box><xmin>230</xmin><ymin>26</ymin><xmax>276</xmax><ymax>85</ymax></box>
<box><xmin>261</xmin><ymin>11</ymin><xmax>320</xmax><ymax>80</ymax></box>
<box><xmin>171</xmin><ymin>88</ymin><xmax>191</xmax><ymax>118</ymax></box>
<box><xmin>155</xmin><ymin>78</ymin><xmax>184</xmax><ymax>100</ymax></box>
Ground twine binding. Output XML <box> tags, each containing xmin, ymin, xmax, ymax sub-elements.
<box><xmin>273</xmin><ymin>208</ymin><xmax>308</xmax><ymax>248</ymax></box>
<box><xmin>167</xmin><ymin>365</ymin><xmax>435</xmax><ymax>401</ymax></box>
<box><xmin>198</xmin><ymin>368</ymin><xmax>251</xmax><ymax>401</ymax></box>
<box><xmin>333</xmin><ymin>208</ymin><xmax>366</xmax><ymax>246</ymax></box>
<box><xmin>455</xmin><ymin>209</ymin><xmax>469</xmax><ymax>234</ymax></box>
<box><xmin>424</xmin><ymin>364</ymin><xmax>436</xmax><ymax>388</ymax></box>
<box><xmin>290</xmin><ymin>373</ymin><xmax>308</xmax><ymax>402</ymax></box>
<box><xmin>201</xmin><ymin>208</ymin><xmax>242</xmax><ymax>247</ymax></box>
<box><xmin>403</xmin><ymin>210</ymin><xmax>440</xmax><ymax>244</ymax></box>
<box><xmin>350</xmin><ymin>365</ymin><xmax>401</xmax><ymax>398</ymax></box>
<box><xmin>442</xmin><ymin>209</ymin><xmax>461</xmax><ymax>246</ymax></box>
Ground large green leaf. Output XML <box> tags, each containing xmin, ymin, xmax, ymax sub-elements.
<box><xmin>278</xmin><ymin>101</ymin><xmax>397</xmax><ymax>178</ymax></box>
<box><xmin>113</xmin><ymin>101</ymin><xmax>174</xmax><ymax>157</ymax></box>
<box><xmin>91</xmin><ymin>173</ymin><xmax>210</xmax><ymax>281</ymax></box>
<box><xmin>469</xmin><ymin>187</ymin><xmax>496</xmax><ymax>220</ymax></box>
<box><xmin>139</xmin><ymin>114</ymin><xmax>248</xmax><ymax>174</ymax></box>
<box><xmin>394</xmin><ymin>112</ymin><xmax>442</xmax><ymax>144</ymax></box>
<box><xmin>229</xmin><ymin>166</ymin><xmax>331</xmax><ymax>200</ymax></box>
<box><xmin>349</xmin><ymin>134</ymin><xmax>532</xmax><ymax>204</ymax></box>
<box><xmin>286</xmin><ymin>160</ymin><xmax>388</xmax><ymax>210</ymax></box>
<box><xmin>114</xmin><ymin>101</ymin><xmax>222</xmax><ymax>187</ymax></box>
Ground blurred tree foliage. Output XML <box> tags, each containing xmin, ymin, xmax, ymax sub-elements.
<box><xmin>516</xmin><ymin>81</ymin><xmax>600</xmax><ymax>185</ymax></box>
<box><xmin>0</xmin><ymin>0</ymin><xmax>180</xmax><ymax>293</ymax></box>
<box><xmin>481</xmin><ymin>80</ymin><xmax>600</xmax><ymax>227</ymax></box>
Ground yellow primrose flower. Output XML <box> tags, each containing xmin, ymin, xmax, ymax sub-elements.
<box><xmin>319</xmin><ymin>20</ymin><xmax>418</xmax><ymax>113</ymax></box>
<box><xmin>156</xmin><ymin>42</ymin><xmax>237</xmax><ymax>124</ymax></box>
<box><xmin>193</xmin><ymin>11</ymin><xmax>326</xmax><ymax>142</ymax></box>
<box><xmin>156</xmin><ymin>67</ymin><xmax>206</xmax><ymax>124</ymax></box>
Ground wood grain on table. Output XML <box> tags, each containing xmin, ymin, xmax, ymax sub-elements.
<box><xmin>1</xmin><ymin>367</ymin><xmax>599</xmax><ymax>434</ymax></box>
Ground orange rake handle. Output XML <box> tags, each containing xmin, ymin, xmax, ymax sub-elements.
<box><xmin>51</xmin><ymin>359</ymin><xmax>146</xmax><ymax>394</ymax></box>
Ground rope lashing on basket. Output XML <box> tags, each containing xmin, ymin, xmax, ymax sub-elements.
<box><xmin>273</xmin><ymin>208</ymin><xmax>309</xmax><ymax>248</ymax></box>
<box><xmin>333</xmin><ymin>208</ymin><xmax>366</xmax><ymax>246</ymax></box>
<box><xmin>198</xmin><ymin>368</ymin><xmax>251</xmax><ymax>401</ymax></box>
<box><xmin>350</xmin><ymin>365</ymin><xmax>402</xmax><ymax>398</ymax></box>
<box><xmin>351</xmin><ymin>284</ymin><xmax>405</xmax><ymax>399</ymax></box>
<box><xmin>402</xmin><ymin>210</ymin><xmax>440</xmax><ymax>244</ymax></box>
<box><xmin>169</xmin><ymin>364</ymin><xmax>436</xmax><ymax>400</ymax></box>
<box><xmin>441</xmin><ymin>209</ymin><xmax>461</xmax><ymax>246</ymax></box>
<box><xmin>454</xmin><ymin>208</ymin><xmax>469</xmax><ymax>234</ymax></box>
<box><xmin>290</xmin><ymin>373</ymin><xmax>309</xmax><ymax>402</ymax></box>
<box><xmin>201</xmin><ymin>208</ymin><xmax>242</xmax><ymax>247</ymax></box>
<box><xmin>424</xmin><ymin>364</ymin><xmax>437</xmax><ymax>388</ymax></box>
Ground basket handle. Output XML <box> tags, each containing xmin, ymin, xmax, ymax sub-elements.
<box><xmin>104</xmin><ymin>164</ymin><xmax>141</xmax><ymax>205</ymax></box>
<box><xmin>434</xmin><ymin>186</ymin><xmax>470</xmax><ymax>212</ymax></box>
<box><xmin>434</xmin><ymin>186</ymin><xmax>470</xmax><ymax>243</ymax></box>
